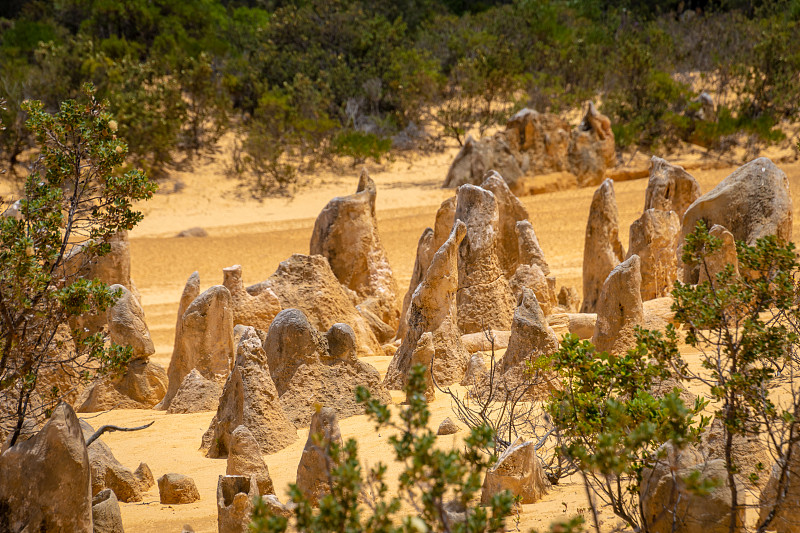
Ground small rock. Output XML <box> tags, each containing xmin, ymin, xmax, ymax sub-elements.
<box><xmin>437</xmin><ymin>418</ymin><xmax>460</xmax><ymax>436</ymax></box>
<box><xmin>157</xmin><ymin>473</ymin><xmax>200</xmax><ymax>504</ymax></box>
<box><xmin>176</xmin><ymin>227</ymin><xmax>208</xmax><ymax>238</ymax></box>
<box><xmin>92</xmin><ymin>489</ymin><xmax>124</xmax><ymax>533</ymax></box>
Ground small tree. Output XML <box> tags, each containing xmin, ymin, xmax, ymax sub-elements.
<box><xmin>250</xmin><ymin>364</ymin><xmax>516</xmax><ymax>533</ymax></box>
<box><xmin>0</xmin><ymin>84</ymin><xmax>156</xmax><ymax>446</ymax></box>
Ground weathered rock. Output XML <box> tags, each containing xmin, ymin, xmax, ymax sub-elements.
<box><xmin>78</xmin><ymin>358</ymin><xmax>167</xmax><ymax>412</ymax></box>
<box><xmin>516</xmin><ymin>220</ymin><xmax>550</xmax><ymax>276</ymax></box>
<box><xmin>0</xmin><ymin>403</ymin><xmax>93</xmax><ymax>532</ymax></box>
<box><xmin>480</xmin><ymin>439</ymin><xmax>550</xmax><ymax>505</ymax></box>
<box><xmin>176</xmin><ymin>227</ymin><xmax>208</xmax><ymax>238</ymax></box>
<box><xmin>258</xmin><ymin>494</ymin><xmax>295</xmax><ymax>519</ymax></box>
<box><xmin>581</xmin><ymin>179</ymin><xmax>625</xmax><ymax>313</ymax></box>
<box><xmin>443</xmin><ymin>134</ymin><xmax>523</xmax><ymax>189</ymax></box>
<box><xmin>107</xmin><ymin>284</ymin><xmax>154</xmax><ymax>359</ymax></box>
<box><xmin>505</xmin><ymin>108</ymin><xmax>571</xmax><ymax>175</ymax></box>
<box><xmin>455</xmin><ymin>184</ymin><xmax>516</xmax><ymax>333</ymax></box>
<box><xmin>80</xmin><ymin>420</ymin><xmax>143</xmax><ymax>503</ymax></box>
<box><xmin>699</xmin><ymin>418</ymin><xmax>770</xmax><ymax>490</ymax></box>
<box><xmin>758</xmin><ymin>442</ymin><xmax>800</xmax><ymax>532</ymax></box>
<box><xmin>227</xmin><ymin>425</ymin><xmax>274</xmax><ymax>496</ymax></box>
<box><xmin>481</xmin><ymin>172</ymin><xmax>530</xmax><ymax>277</ymax></box>
<box><xmin>358</xmin><ymin>304</ymin><xmax>395</xmax><ymax>343</ymax></box>
<box><xmin>645</xmin><ymin>157</ymin><xmax>701</xmax><ymax>217</ymax></box>
<box><xmin>217</xmin><ymin>475</ymin><xmax>258</xmax><ymax>533</ymax></box>
<box><xmin>407</xmin><ymin>332</ymin><xmax>435</xmax><ymax>403</ymax></box>
<box><xmin>385</xmin><ymin>222</ymin><xmax>470</xmax><ymax>389</ymax></box>
<box><xmin>223</xmin><ymin>264</ymin><xmax>282</xmax><ymax>332</ymax></box>
<box><xmin>161</xmin><ymin>278</ymin><xmax>234</xmax><ymax>410</ymax></box>
<box><xmin>247</xmin><ymin>254</ymin><xmax>381</xmax><ymax>356</ymax></box>
<box><xmin>567</xmin><ymin>102</ymin><xmax>616</xmax><ymax>187</ymax></box>
<box><xmin>547</xmin><ymin>313</ymin><xmax>597</xmax><ymax>340</ymax></box>
<box><xmin>460</xmin><ymin>353</ymin><xmax>489</xmax><ymax>386</ymax></box>
<box><xmin>682</xmin><ymin>158</ymin><xmax>792</xmax><ymax>282</ymax></box>
<box><xmin>698</xmin><ymin>224</ymin><xmax>739</xmax><ymax>285</ymax></box>
<box><xmin>134</xmin><ymin>462</ymin><xmax>154</xmax><ymax>492</ymax></box>
<box><xmin>167</xmin><ymin>369</ymin><xmax>223</xmax><ymax>414</ymax></box>
<box><xmin>296</xmin><ymin>407</ymin><xmax>343</xmax><ymax>506</ymax></box>
<box><xmin>556</xmin><ymin>286</ymin><xmax>580</xmax><ymax>312</ymax></box>
<box><xmin>460</xmin><ymin>330</ymin><xmax>511</xmax><ymax>354</ymax></box>
<box><xmin>262</xmin><ymin>310</ymin><xmax>390</xmax><ymax>427</ymax></box>
<box><xmin>593</xmin><ymin>255</ymin><xmax>644</xmax><ymax>354</ymax></box>
<box><xmin>643</xmin><ymin>297</ymin><xmax>677</xmax><ymax>333</ymax></box>
<box><xmin>158</xmin><ymin>473</ymin><xmax>200</xmax><ymax>504</ymax></box>
<box><xmin>641</xmin><ymin>444</ymin><xmax>743</xmax><ymax>533</ymax></box>
<box><xmin>648</xmin><ymin>377</ymin><xmax>697</xmax><ymax>409</ymax></box>
<box><xmin>202</xmin><ymin>327</ymin><xmax>297</xmax><ymax>457</ymax></box>
<box><xmin>437</xmin><ymin>417</ymin><xmax>460</xmax><ymax>436</ymax></box>
<box><xmin>433</xmin><ymin>196</ymin><xmax>457</xmax><ymax>249</ymax></box>
<box><xmin>92</xmin><ymin>489</ymin><xmax>124</xmax><ymax>533</ymax></box>
<box><xmin>628</xmin><ymin>209</ymin><xmax>681</xmax><ymax>301</ymax></box>
<box><xmin>500</xmin><ymin>289</ymin><xmax>559</xmax><ymax>374</ymax></box>
<box><xmin>397</xmin><ymin>228</ymin><xmax>435</xmax><ymax>342</ymax></box>
<box><xmin>509</xmin><ymin>263</ymin><xmax>555</xmax><ymax>316</ymax></box>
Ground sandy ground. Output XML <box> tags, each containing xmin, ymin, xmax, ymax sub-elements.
<box><xmin>79</xmin><ymin>140</ymin><xmax>800</xmax><ymax>532</ymax></box>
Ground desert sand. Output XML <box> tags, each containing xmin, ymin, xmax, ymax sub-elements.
<box><xmin>80</xmin><ymin>139</ymin><xmax>800</xmax><ymax>532</ymax></box>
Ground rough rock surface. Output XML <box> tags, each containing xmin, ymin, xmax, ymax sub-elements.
<box><xmin>481</xmin><ymin>172</ymin><xmax>530</xmax><ymax>277</ymax></box>
<box><xmin>644</xmin><ymin>156</ymin><xmax>701</xmax><ymax>216</ymax></box>
<box><xmin>247</xmin><ymin>254</ymin><xmax>381</xmax><ymax>356</ymax></box>
<box><xmin>593</xmin><ymin>255</ymin><xmax>644</xmax><ymax>354</ymax></box>
<box><xmin>627</xmin><ymin>209</ymin><xmax>681</xmax><ymax>301</ymax></box>
<box><xmin>385</xmin><ymin>222</ymin><xmax>470</xmax><ymax>389</ymax></box>
<box><xmin>217</xmin><ymin>475</ymin><xmax>258</xmax><ymax>533</ymax></box>
<box><xmin>227</xmin><ymin>425</ymin><xmax>275</xmax><ymax>496</ymax></box>
<box><xmin>407</xmin><ymin>332</ymin><xmax>435</xmax><ymax>403</ymax></box>
<box><xmin>461</xmin><ymin>353</ymin><xmax>489</xmax><ymax>387</ymax></box>
<box><xmin>698</xmin><ymin>224</ymin><xmax>739</xmax><ymax>285</ymax></box>
<box><xmin>223</xmin><ymin>264</ymin><xmax>282</xmax><ymax>332</ymax></box>
<box><xmin>699</xmin><ymin>418</ymin><xmax>771</xmax><ymax>490</ymax></box>
<box><xmin>202</xmin><ymin>327</ymin><xmax>297</xmax><ymax>457</ymax></box>
<box><xmin>547</xmin><ymin>313</ymin><xmax>597</xmax><ymax>340</ymax></box>
<box><xmin>641</xmin><ymin>444</ymin><xmax>743</xmax><ymax>533</ymax></box>
<box><xmin>581</xmin><ymin>179</ymin><xmax>625</xmax><ymax>313</ymax></box>
<box><xmin>397</xmin><ymin>228</ymin><xmax>435</xmax><ymax>342</ymax></box>
<box><xmin>682</xmin><ymin>157</ymin><xmax>792</xmax><ymax>282</ymax></box>
<box><xmin>158</xmin><ymin>473</ymin><xmax>201</xmax><ymax>504</ymax></box>
<box><xmin>92</xmin><ymin>489</ymin><xmax>124</xmax><ymax>533</ymax></box>
<box><xmin>134</xmin><ymin>462</ymin><xmax>154</xmax><ymax>492</ymax></box>
<box><xmin>78</xmin><ymin>358</ymin><xmax>167</xmax><ymax>412</ymax></box>
<box><xmin>758</xmin><ymin>442</ymin><xmax>800</xmax><ymax>532</ymax></box>
<box><xmin>506</xmin><ymin>109</ymin><xmax>571</xmax><ymax>175</ymax></box>
<box><xmin>437</xmin><ymin>417</ymin><xmax>460</xmax><ymax>436</ymax></box>
<box><xmin>509</xmin><ymin>263</ymin><xmax>555</xmax><ymax>316</ymax></box>
<box><xmin>262</xmin><ymin>309</ymin><xmax>390</xmax><ymax>427</ymax></box>
<box><xmin>161</xmin><ymin>276</ymin><xmax>234</xmax><ymax>410</ymax></box>
<box><xmin>296</xmin><ymin>407</ymin><xmax>343</xmax><ymax>506</ymax></box>
<box><xmin>643</xmin><ymin>297</ymin><xmax>677</xmax><ymax>333</ymax></box>
<box><xmin>0</xmin><ymin>403</ymin><xmax>93</xmax><ymax>532</ymax></box>
<box><xmin>460</xmin><ymin>330</ymin><xmax>511</xmax><ymax>354</ymax></box>
<box><xmin>480</xmin><ymin>439</ymin><xmax>550</xmax><ymax>505</ymax></box>
<box><xmin>80</xmin><ymin>420</ymin><xmax>143</xmax><ymax>503</ymax></box>
<box><xmin>167</xmin><ymin>369</ymin><xmax>223</xmax><ymax>414</ymax></box>
<box><xmin>556</xmin><ymin>286</ymin><xmax>580</xmax><ymax>312</ymax></box>
<box><xmin>443</xmin><ymin>134</ymin><xmax>523</xmax><ymax>189</ymax></box>
<box><xmin>310</xmin><ymin>169</ymin><xmax>400</xmax><ymax>330</ymax></box>
<box><xmin>567</xmin><ymin>102</ymin><xmax>616</xmax><ymax>187</ymax></box>
<box><xmin>455</xmin><ymin>184</ymin><xmax>516</xmax><ymax>333</ymax></box>
<box><xmin>500</xmin><ymin>289</ymin><xmax>559</xmax><ymax>374</ymax></box>
<box><xmin>516</xmin><ymin>220</ymin><xmax>550</xmax><ymax>276</ymax></box>
<box><xmin>107</xmin><ymin>284</ymin><xmax>154</xmax><ymax>359</ymax></box>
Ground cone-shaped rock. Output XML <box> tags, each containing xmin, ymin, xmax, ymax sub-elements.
<box><xmin>644</xmin><ymin>156</ymin><xmax>701</xmax><ymax>217</ymax></box>
<box><xmin>480</xmin><ymin>439</ymin><xmax>550</xmax><ymax>505</ymax></box>
<box><xmin>581</xmin><ymin>179</ymin><xmax>625</xmax><ymax>313</ymax></box>
<box><xmin>107</xmin><ymin>284</ymin><xmax>154</xmax><ymax>359</ymax></box>
<box><xmin>500</xmin><ymin>289</ymin><xmax>560</xmax><ymax>374</ymax></box>
<box><xmin>593</xmin><ymin>255</ymin><xmax>644</xmax><ymax>354</ymax></box>
<box><xmin>167</xmin><ymin>368</ymin><xmax>223</xmax><ymax>414</ymax></box>
<box><xmin>296</xmin><ymin>407</ymin><xmax>343</xmax><ymax>506</ymax></box>
<box><xmin>407</xmin><ymin>332</ymin><xmax>435</xmax><ymax>403</ymax></box>
<box><xmin>227</xmin><ymin>425</ymin><xmax>274</xmax><ymax>496</ymax></box>
<box><xmin>516</xmin><ymin>220</ymin><xmax>550</xmax><ymax>276</ymax></box>
<box><xmin>223</xmin><ymin>264</ymin><xmax>282</xmax><ymax>331</ymax></box>
<box><xmin>481</xmin><ymin>171</ymin><xmax>530</xmax><ymax>277</ymax></box>
<box><xmin>628</xmin><ymin>209</ymin><xmax>681</xmax><ymax>301</ymax></box>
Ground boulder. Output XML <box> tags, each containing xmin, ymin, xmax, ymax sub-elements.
<box><xmin>202</xmin><ymin>327</ymin><xmax>297</xmax><ymax>457</ymax></box>
<box><xmin>443</xmin><ymin>134</ymin><xmax>523</xmax><ymax>189</ymax></box>
<box><xmin>593</xmin><ymin>255</ymin><xmax>644</xmax><ymax>354</ymax></box>
<box><xmin>161</xmin><ymin>277</ymin><xmax>234</xmax><ymax>410</ymax></box>
<box><xmin>107</xmin><ymin>284</ymin><xmax>154</xmax><ymax>359</ymax></box>
<box><xmin>166</xmin><ymin>369</ymin><xmax>223</xmax><ymax>414</ymax></box>
<box><xmin>384</xmin><ymin>222</ymin><xmax>470</xmax><ymax>389</ymax></box>
<box><xmin>80</xmin><ymin>420</ymin><xmax>143</xmax><ymax>503</ymax></box>
<box><xmin>481</xmin><ymin>172</ymin><xmax>530</xmax><ymax>277</ymax></box>
<box><xmin>77</xmin><ymin>358</ymin><xmax>167</xmax><ymax>412</ymax></box>
<box><xmin>455</xmin><ymin>184</ymin><xmax>516</xmax><ymax>333</ymax></box>
<box><xmin>628</xmin><ymin>209</ymin><xmax>681</xmax><ymax>301</ymax></box>
<box><xmin>641</xmin><ymin>444</ymin><xmax>743</xmax><ymax>533</ymax></box>
<box><xmin>643</xmin><ymin>297</ymin><xmax>677</xmax><ymax>333</ymax></box>
<box><xmin>547</xmin><ymin>313</ymin><xmax>597</xmax><ymax>340</ymax></box>
<box><xmin>438</xmin><ymin>417</ymin><xmax>460</xmax><ymax>436</ymax></box>
<box><xmin>296</xmin><ymin>407</ymin><xmax>343</xmax><ymax>506</ymax></box>
<box><xmin>516</xmin><ymin>220</ymin><xmax>550</xmax><ymax>276</ymax></box>
<box><xmin>227</xmin><ymin>425</ymin><xmax>275</xmax><ymax>496</ymax></box>
<box><xmin>644</xmin><ymin>157</ymin><xmax>701</xmax><ymax>217</ymax></box>
<box><xmin>682</xmin><ymin>158</ymin><xmax>792</xmax><ymax>282</ymax></box>
<box><xmin>480</xmin><ymin>439</ymin><xmax>550</xmax><ymax>505</ymax></box>
<box><xmin>460</xmin><ymin>330</ymin><xmax>511</xmax><ymax>354</ymax></box>
<box><xmin>257</xmin><ymin>494</ymin><xmax>295</xmax><ymax>519</ymax></box>
<box><xmin>134</xmin><ymin>462</ymin><xmax>154</xmax><ymax>492</ymax></box>
<box><xmin>261</xmin><ymin>310</ymin><xmax>390</xmax><ymax>427</ymax></box>
<box><xmin>698</xmin><ymin>224</ymin><xmax>739</xmax><ymax>285</ymax></box>
<box><xmin>407</xmin><ymin>332</ymin><xmax>435</xmax><ymax>403</ymax></box>
<box><xmin>223</xmin><ymin>264</ymin><xmax>282</xmax><ymax>332</ymax></box>
<box><xmin>0</xmin><ymin>403</ymin><xmax>93</xmax><ymax>532</ymax></box>
<box><xmin>247</xmin><ymin>254</ymin><xmax>381</xmax><ymax>356</ymax></box>
<box><xmin>92</xmin><ymin>489</ymin><xmax>124</xmax><ymax>533</ymax></box>
<box><xmin>567</xmin><ymin>102</ymin><xmax>616</xmax><ymax>187</ymax></box>
<box><xmin>581</xmin><ymin>179</ymin><xmax>625</xmax><ymax>313</ymax></box>
<box><xmin>217</xmin><ymin>475</ymin><xmax>259</xmax><ymax>533</ymax></box>
<box><xmin>158</xmin><ymin>473</ymin><xmax>200</xmax><ymax>504</ymax></box>
<box><xmin>758</xmin><ymin>442</ymin><xmax>800</xmax><ymax>532</ymax></box>
<box><xmin>310</xmin><ymin>169</ymin><xmax>400</xmax><ymax>330</ymax></box>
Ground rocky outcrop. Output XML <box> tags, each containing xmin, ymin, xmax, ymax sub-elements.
<box><xmin>699</xmin><ymin>418</ymin><xmax>770</xmax><ymax>490</ymax></box>
<box><xmin>682</xmin><ymin>158</ymin><xmax>792</xmax><ymax>282</ymax></box>
<box><xmin>460</xmin><ymin>330</ymin><xmax>511</xmax><ymax>354</ymax></box>
<box><xmin>385</xmin><ymin>222</ymin><xmax>470</xmax><ymax>389</ymax></box>
<box><xmin>0</xmin><ymin>403</ymin><xmax>93</xmax><ymax>532</ymax></box>
<box><xmin>480</xmin><ymin>439</ymin><xmax>550</xmax><ymax>505</ymax></box>
<box><xmin>223</xmin><ymin>264</ymin><xmax>282</xmax><ymax>332</ymax></box>
<box><xmin>78</xmin><ymin>358</ymin><xmax>167</xmax><ymax>412</ymax></box>
<box><xmin>509</xmin><ymin>263</ymin><xmax>555</xmax><ymax>316</ymax></box>
<box><xmin>296</xmin><ymin>407</ymin><xmax>343</xmax><ymax>506</ymax></box>
<box><xmin>158</xmin><ymin>473</ymin><xmax>200</xmax><ymax>504</ymax></box>
<box><xmin>547</xmin><ymin>313</ymin><xmax>597</xmax><ymax>340</ymax></box>
<box><xmin>516</xmin><ymin>220</ymin><xmax>550</xmax><ymax>276</ymax></box>
<box><xmin>107</xmin><ymin>284</ymin><xmax>154</xmax><ymax>358</ymax></box>
<box><xmin>556</xmin><ymin>286</ymin><xmax>580</xmax><ymax>312</ymax></box>
<box><xmin>628</xmin><ymin>209</ymin><xmax>681</xmax><ymax>301</ymax></box>
<box><xmin>227</xmin><ymin>425</ymin><xmax>274</xmax><ymax>496</ymax></box>
<box><xmin>505</xmin><ymin>109</ymin><xmax>571</xmax><ymax>175</ymax></box>
<box><xmin>166</xmin><ymin>369</ymin><xmax>223</xmax><ymax>414</ymax></box>
<box><xmin>247</xmin><ymin>254</ymin><xmax>381</xmax><ymax>356</ymax></box>
<box><xmin>310</xmin><ymin>169</ymin><xmax>400</xmax><ymax>332</ymax></box>
<box><xmin>455</xmin><ymin>184</ymin><xmax>516</xmax><ymax>333</ymax></box>
<box><xmin>217</xmin><ymin>475</ymin><xmax>259</xmax><ymax>533</ymax></box>
<box><xmin>262</xmin><ymin>309</ymin><xmax>390</xmax><ymax>427</ymax></box>
<box><xmin>202</xmin><ymin>327</ymin><xmax>297</xmax><ymax>457</ymax></box>
<box><xmin>581</xmin><ymin>179</ymin><xmax>625</xmax><ymax>313</ymax></box>
<box><xmin>160</xmin><ymin>275</ymin><xmax>234</xmax><ymax>410</ymax></box>
<box><xmin>92</xmin><ymin>489</ymin><xmax>124</xmax><ymax>533</ymax></box>
<box><xmin>644</xmin><ymin>157</ymin><xmax>701</xmax><ymax>217</ymax></box>
<box><xmin>592</xmin><ymin>255</ymin><xmax>644</xmax><ymax>354</ymax></box>
<box><xmin>461</xmin><ymin>353</ymin><xmax>489</xmax><ymax>387</ymax></box>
